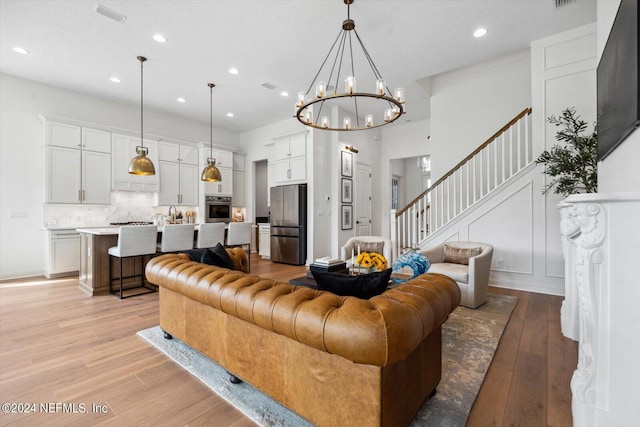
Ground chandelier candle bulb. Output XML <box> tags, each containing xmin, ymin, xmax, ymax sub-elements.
<box><xmin>344</xmin><ymin>117</ymin><xmax>351</xmax><ymax>130</ymax></box>
<box><xmin>316</xmin><ymin>81</ymin><xmax>326</xmax><ymax>98</ymax></box>
<box><xmin>376</xmin><ymin>79</ymin><xmax>385</xmax><ymax>95</ymax></box>
<box><xmin>345</xmin><ymin>76</ymin><xmax>356</xmax><ymax>94</ymax></box>
<box><xmin>384</xmin><ymin>108</ymin><xmax>393</xmax><ymax>122</ymax></box>
<box><xmin>305</xmin><ymin>110</ymin><xmax>313</xmax><ymax>124</ymax></box>
<box><xmin>296</xmin><ymin>91</ymin><xmax>305</xmax><ymax>108</ymax></box>
<box><xmin>321</xmin><ymin>116</ymin><xmax>329</xmax><ymax>128</ymax></box>
<box><xmin>395</xmin><ymin>87</ymin><xmax>405</xmax><ymax>103</ymax></box>
<box><xmin>365</xmin><ymin>114</ymin><xmax>374</xmax><ymax>127</ymax></box>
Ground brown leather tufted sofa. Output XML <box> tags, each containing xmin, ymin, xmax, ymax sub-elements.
<box><xmin>145</xmin><ymin>253</ymin><xmax>460</xmax><ymax>427</ymax></box>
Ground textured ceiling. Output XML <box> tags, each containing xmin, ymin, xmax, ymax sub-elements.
<box><xmin>0</xmin><ymin>0</ymin><xmax>596</xmax><ymax>133</ymax></box>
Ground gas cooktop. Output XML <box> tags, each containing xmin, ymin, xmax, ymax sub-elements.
<box><xmin>109</xmin><ymin>221</ymin><xmax>154</xmax><ymax>226</ymax></box>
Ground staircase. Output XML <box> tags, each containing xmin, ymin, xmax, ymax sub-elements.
<box><xmin>390</xmin><ymin>108</ymin><xmax>533</xmax><ymax>258</ymax></box>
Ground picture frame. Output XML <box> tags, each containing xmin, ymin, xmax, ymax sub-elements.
<box><xmin>341</xmin><ymin>151</ymin><xmax>353</xmax><ymax>177</ymax></box>
<box><xmin>341</xmin><ymin>205</ymin><xmax>353</xmax><ymax>230</ymax></box>
<box><xmin>341</xmin><ymin>178</ymin><xmax>353</xmax><ymax>203</ymax></box>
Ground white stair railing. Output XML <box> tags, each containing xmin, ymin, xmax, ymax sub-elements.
<box><xmin>391</xmin><ymin>108</ymin><xmax>532</xmax><ymax>258</ymax></box>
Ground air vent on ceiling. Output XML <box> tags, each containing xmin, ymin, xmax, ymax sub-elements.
<box><xmin>260</xmin><ymin>82</ymin><xmax>276</xmax><ymax>90</ymax></box>
<box><xmin>555</xmin><ymin>0</ymin><xmax>575</xmax><ymax>8</ymax></box>
<box><xmin>94</xmin><ymin>3</ymin><xmax>127</xmax><ymax>23</ymax></box>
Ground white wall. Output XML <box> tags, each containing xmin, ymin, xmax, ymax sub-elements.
<box><xmin>596</xmin><ymin>0</ymin><xmax>640</xmax><ymax>192</ymax></box>
<box><xmin>0</xmin><ymin>73</ymin><xmax>239</xmax><ymax>279</ymax></box>
<box><xmin>254</xmin><ymin>160</ymin><xmax>269</xmax><ymax>218</ymax></box>
<box><xmin>430</xmin><ymin>49</ymin><xmax>532</xmax><ymax>181</ymax></box>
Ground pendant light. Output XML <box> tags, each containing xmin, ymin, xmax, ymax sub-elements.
<box><xmin>129</xmin><ymin>56</ymin><xmax>156</xmax><ymax>175</ymax></box>
<box><xmin>201</xmin><ymin>83</ymin><xmax>221</xmax><ymax>182</ymax></box>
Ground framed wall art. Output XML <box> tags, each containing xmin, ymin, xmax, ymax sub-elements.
<box><xmin>341</xmin><ymin>151</ymin><xmax>353</xmax><ymax>177</ymax></box>
<box><xmin>341</xmin><ymin>205</ymin><xmax>353</xmax><ymax>230</ymax></box>
<box><xmin>341</xmin><ymin>178</ymin><xmax>353</xmax><ymax>203</ymax></box>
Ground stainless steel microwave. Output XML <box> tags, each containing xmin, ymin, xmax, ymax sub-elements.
<box><xmin>205</xmin><ymin>195</ymin><xmax>232</xmax><ymax>223</ymax></box>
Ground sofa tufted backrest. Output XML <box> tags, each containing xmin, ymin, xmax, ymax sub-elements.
<box><xmin>145</xmin><ymin>254</ymin><xmax>460</xmax><ymax>367</ymax></box>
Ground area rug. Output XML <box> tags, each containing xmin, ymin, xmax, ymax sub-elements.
<box><xmin>137</xmin><ymin>293</ymin><xmax>517</xmax><ymax>426</ymax></box>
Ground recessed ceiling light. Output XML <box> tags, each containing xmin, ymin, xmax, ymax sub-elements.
<box><xmin>473</xmin><ymin>28</ymin><xmax>488</xmax><ymax>38</ymax></box>
<box><xmin>12</xmin><ymin>47</ymin><xmax>29</xmax><ymax>55</ymax></box>
<box><xmin>177</xmin><ymin>97</ymin><xmax>186</xmax><ymax>103</ymax></box>
<box><xmin>280</xmin><ymin>91</ymin><xmax>289</xmax><ymax>97</ymax></box>
<box><xmin>110</xmin><ymin>77</ymin><xmax>121</xmax><ymax>83</ymax></box>
<box><xmin>153</xmin><ymin>34</ymin><xmax>167</xmax><ymax>43</ymax></box>
<box><xmin>228</xmin><ymin>68</ymin><xmax>239</xmax><ymax>75</ymax></box>
<box><xmin>226</xmin><ymin>112</ymin><xmax>234</xmax><ymax>118</ymax></box>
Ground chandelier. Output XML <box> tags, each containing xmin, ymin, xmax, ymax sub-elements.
<box><xmin>295</xmin><ymin>0</ymin><xmax>405</xmax><ymax>131</ymax></box>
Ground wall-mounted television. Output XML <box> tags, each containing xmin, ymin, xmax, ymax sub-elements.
<box><xmin>597</xmin><ymin>0</ymin><xmax>640</xmax><ymax>161</ymax></box>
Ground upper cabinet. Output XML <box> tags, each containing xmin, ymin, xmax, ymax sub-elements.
<box><xmin>45</xmin><ymin>121</ymin><xmax>111</xmax><ymax>204</ymax></box>
<box><xmin>112</xmin><ymin>134</ymin><xmax>159</xmax><ymax>192</ymax></box>
<box><xmin>201</xmin><ymin>147</ymin><xmax>233</xmax><ymax>196</ymax></box>
<box><xmin>273</xmin><ymin>132</ymin><xmax>306</xmax><ymax>185</ymax></box>
<box><xmin>232</xmin><ymin>152</ymin><xmax>246</xmax><ymax>206</ymax></box>
<box><xmin>157</xmin><ymin>140</ymin><xmax>199</xmax><ymax>206</ymax></box>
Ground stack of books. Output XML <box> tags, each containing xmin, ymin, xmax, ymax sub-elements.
<box><xmin>309</xmin><ymin>257</ymin><xmax>347</xmax><ymax>273</ymax></box>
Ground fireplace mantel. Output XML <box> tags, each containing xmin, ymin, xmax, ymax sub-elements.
<box><xmin>558</xmin><ymin>193</ymin><xmax>640</xmax><ymax>426</ymax></box>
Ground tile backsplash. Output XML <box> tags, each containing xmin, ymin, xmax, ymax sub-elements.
<box><xmin>43</xmin><ymin>191</ymin><xmax>199</xmax><ymax>228</ymax></box>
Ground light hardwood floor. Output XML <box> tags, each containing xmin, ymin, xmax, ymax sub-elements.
<box><xmin>0</xmin><ymin>255</ymin><xmax>576</xmax><ymax>426</ymax></box>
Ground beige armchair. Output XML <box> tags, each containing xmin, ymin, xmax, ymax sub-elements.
<box><xmin>341</xmin><ymin>236</ymin><xmax>392</xmax><ymax>266</ymax></box>
<box><xmin>421</xmin><ymin>241</ymin><xmax>493</xmax><ymax>309</ymax></box>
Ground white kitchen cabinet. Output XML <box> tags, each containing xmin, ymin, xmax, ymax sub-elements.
<box><xmin>112</xmin><ymin>134</ymin><xmax>159</xmax><ymax>192</ymax></box>
<box><xmin>204</xmin><ymin>166</ymin><xmax>232</xmax><ymax>196</ymax></box>
<box><xmin>258</xmin><ymin>224</ymin><xmax>271</xmax><ymax>259</ymax></box>
<box><xmin>45</xmin><ymin>230</ymin><xmax>80</xmax><ymax>278</ymax></box>
<box><xmin>273</xmin><ymin>132</ymin><xmax>306</xmax><ymax>185</ymax></box>
<box><xmin>45</xmin><ymin>122</ymin><xmax>111</xmax><ymax>204</ymax></box>
<box><xmin>201</xmin><ymin>146</ymin><xmax>233</xmax><ymax>196</ymax></box>
<box><xmin>159</xmin><ymin>141</ymin><xmax>198</xmax><ymax>165</ymax></box>
<box><xmin>232</xmin><ymin>170</ymin><xmax>245</xmax><ymax>206</ymax></box>
<box><xmin>159</xmin><ymin>161</ymin><xmax>199</xmax><ymax>206</ymax></box>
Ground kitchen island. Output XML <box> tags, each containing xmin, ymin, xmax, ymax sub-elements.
<box><xmin>76</xmin><ymin>224</ymin><xmax>222</xmax><ymax>296</ymax></box>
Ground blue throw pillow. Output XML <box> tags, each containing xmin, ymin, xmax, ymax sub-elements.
<box><xmin>311</xmin><ymin>269</ymin><xmax>392</xmax><ymax>299</ymax></box>
<box><xmin>202</xmin><ymin>243</ymin><xmax>235</xmax><ymax>270</ymax></box>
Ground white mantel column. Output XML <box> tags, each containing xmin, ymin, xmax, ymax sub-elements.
<box><xmin>558</xmin><ymin>193</ymin><xmax>640</xmax><ymax>427</ymax></box>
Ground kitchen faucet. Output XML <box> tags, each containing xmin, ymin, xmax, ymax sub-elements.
<box><xmin>168</xmin><ymin>205</ymin><xmax>177</xmax><ymax>224</ymax></box>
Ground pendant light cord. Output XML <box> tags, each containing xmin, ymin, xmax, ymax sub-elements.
<box><xmin>208</xmin><ymin>83</ymin><xmax>215</xmax><ymax>158</ymax></box>
<box><xmin>137</xmin><ymin>56</ymin><xmax>147</xmax><ymax>150</ymax></box>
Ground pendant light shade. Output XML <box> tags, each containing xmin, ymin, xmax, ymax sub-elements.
<box><xmin>129</xmin><ymin>56</ymin><xmax>156</xmax><ymax>176</ymax></box>
<box><xmin>201</xmin><ymin>83</ymin><xmax>222</xmax><ymax>182</ymax></box>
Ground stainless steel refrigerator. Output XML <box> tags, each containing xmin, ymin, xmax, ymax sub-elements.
<box><xmin>270</xmin><ymin>184</ymin><xmax>307</xmax><ymax>265</ymax></box>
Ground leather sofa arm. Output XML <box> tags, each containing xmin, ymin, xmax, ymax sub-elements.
<box><xmin>146</xmin><ymin>254</ymin><xmax>460</xmax><ymax>366</ymax></box>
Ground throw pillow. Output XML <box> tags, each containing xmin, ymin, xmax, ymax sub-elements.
<box><xmin>443</xmin><ymin>244</ymin><xmax>481</xmax><ymax>265</ymax></box>
<box><xmin>354</xmin><ymin>239</ymin><xmax>384</xmax><ymax>255</ymax></box>
<box><xmin>181</xmin><ymin>248</ymin><xmax>207</xmax><ymax>263</ymax></box>
<box><xmin>202</xmin><ymin>243</ymin><xmax>235</xmax><ymax>270</ymax></box>
<box><xmin>311</xmin><ymin>269</ymin><xmax>392</xmax><ymax>299</ymax></box>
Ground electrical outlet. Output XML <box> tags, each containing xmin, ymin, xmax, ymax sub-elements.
<box><xmin>496</xmin><ymin>259</ymin><xmax>504</xmax><ymax>269</ymax></box>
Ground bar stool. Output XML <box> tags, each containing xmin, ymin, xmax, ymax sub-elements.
<box><xmin>196</xmin><ymin>223</ymin><xmax>226</xmax><ymax>249</ymax></box>
<box><xmin>157</xmin><ymin>223</ymin><xmax>195</xmax><ymax>253</ymax></box>
<box><xmin>226</xmin><ymin>222</ymin><xmax>252</xmax><ymax>272</ymax></box>
<box><xmin>108</xmin><ymin>225</ymin><xmax>158</xmax><ymax>299</ymax></box>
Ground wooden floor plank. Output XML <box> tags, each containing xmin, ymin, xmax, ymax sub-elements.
<box><xmin>0</xmin><ymin>255</ymin><xmax>576</xmax><ymax>426</ymax></box>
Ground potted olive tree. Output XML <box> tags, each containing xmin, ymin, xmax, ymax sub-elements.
<box><xmin>535</xmin><ymin>107</ymin><xmax>598</xmax><ymax>196</ymax></box>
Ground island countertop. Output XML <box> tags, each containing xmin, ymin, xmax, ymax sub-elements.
<box><xmin>76</xmin><ymin>224</ymin><xmax>203</xmax><ymax>235</ymax></box>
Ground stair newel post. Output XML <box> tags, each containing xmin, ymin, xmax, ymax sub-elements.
<box><xmin>410</xmin><ymin>205</ymin><xmax>418</xmax><ymax>248</ymax></box>
<box><xmin>390</xmin><ymin>209</ymin><xmax>398</xmax><ymax>260</ymax></box>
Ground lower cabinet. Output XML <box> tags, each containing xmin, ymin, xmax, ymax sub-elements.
<box><xmin>45</xmin><ymin>230</ymin><xmax>80</xmax><ymax>278</ymax></box>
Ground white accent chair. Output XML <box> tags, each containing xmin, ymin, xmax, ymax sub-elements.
<box><xmin>421</xmin><ymin>241</ymin><xmax>493</xmax><ymax>309</ymax></box>
<box><xmin>108</xmin><ymin>225</ymin><xmax>158</xmax><ymax>299</ymax></box>
<box><xmin>196</xmin><ymin>223</ymin><xmax>226</xmax><ymax>249</ymax></box>
<box><xmin>226</xmin><ymin>222</ymin><xmax>252</xmax><ymax>271</ymax></box>
<box><xmin>157</xmin><ymin>224</ymin><xmax>195</xmax><ymax>253</ymax></box>
<box><xmin>341</xmin><ymin>236</ymin><xmax>393</xmax><ymax>266</ymax></box>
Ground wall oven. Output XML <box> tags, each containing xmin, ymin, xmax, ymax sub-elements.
<box><xmin>205</xmin><ymin>195</ymin><xmax>232</xmax><ymax>223</ymax></box>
